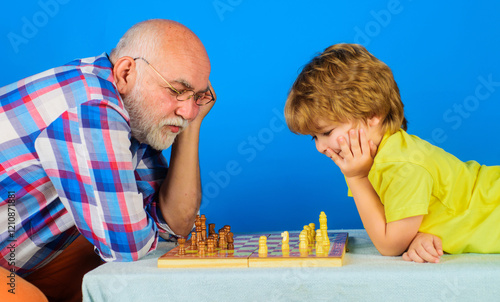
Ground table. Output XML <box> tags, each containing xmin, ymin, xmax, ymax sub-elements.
<box><xmin>82</xmin><ymin>229</ymin><xmax>500</xmax><ymax>302</ymax></box>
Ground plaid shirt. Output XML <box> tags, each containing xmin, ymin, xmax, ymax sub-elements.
<box><xmin>0</xmin><ymin>53</ymin><xmax>175</xmax><ymax>276</ymax></box>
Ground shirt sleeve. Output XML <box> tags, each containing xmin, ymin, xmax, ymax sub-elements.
<box><xmin>370</xmin><ymin>162</ymin><xmax>433</xmax><ymax>223</ymax></box>
<box><xmin>35</xmin><ymin>99</ymin><xmax>159</xmax><ymax>262</ymax></box>
<box><xmin>133</xmin><ymin>144</ymin><xmax>178</xmax><ymax>240</ymax></box>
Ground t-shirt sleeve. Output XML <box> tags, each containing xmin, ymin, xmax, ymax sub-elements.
<box><xmin>373</xmin><ymin>162</ymin><xmax>433</xmax><ymax>223</ymax></box>
<box><xmin>347</xmin><ymin>162</ymin><xmax>433</xmax><ymax>223</ymax></box>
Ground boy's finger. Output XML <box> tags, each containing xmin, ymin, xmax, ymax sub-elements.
<box><xmin>433</xmin><ymin>236</ymin><xmax>444</xmax><ymax>256</ymax></box>
<box><xmin>349</xmin><ymin>129</ymin><xmax>361</xmax><ymax>156</ymax></box>
<box><xmin>337</xmin><ymin>136</ymin><xmax>353</xmax><ymax>158</ymax></box>
<box><xmin>326</xmin><ymin>148</ymin><xmax>343</xmax><ymax>165</ymax></box>
<box><xmin>417</xmin><ymin>246</ymin><xmax>440</xmax><ymax>263</ymax></box>
<box><xmin>402</xmin><ymin>252</ymin><xmax>411</xmax><ymax>261</ymax></box>
<box><xmin>405</xmin><ymin>250</ymin><xmax>424</xmax><ymax>263</ymax></box>
<box><xmin>422</xmin><ymin>241</ymin><xmax>440</xmax><ymax>258</ymax></box>
<box><xmin>369</xmin><ymin>140</ymin><xmax>378</xmax><ymax>158</ymax></box>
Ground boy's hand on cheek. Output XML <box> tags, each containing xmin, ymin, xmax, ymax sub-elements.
<box><xmin>327</xmin><ymin>129</ymin><xmax>377</xmax><ymax>179</ymax></box>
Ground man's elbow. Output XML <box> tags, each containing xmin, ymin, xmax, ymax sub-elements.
<box><xmin>168</xmin><ymin>213</ymin><xmax>197</xmax><ymax>237</ymax></box>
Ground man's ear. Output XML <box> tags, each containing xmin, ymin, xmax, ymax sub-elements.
<box><xmin>113</xmin><ymin>56</ymin><xmax>137</xmax><ymax>95</ymax></box>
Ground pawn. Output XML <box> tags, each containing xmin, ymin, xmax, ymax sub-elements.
<box><xmin>299</xmin><ymin>230</ymin><xmax>308</xmax><ymax>250</ymax></box>
<box><xmin>178</xmin><ymin>237</ymin><xmax>186</xmax><ymax>255</ymax></box>
<box><xmin>309</xmin><ymin>223</ymin><xmax>316</xmax><ymax>241</ymax></box>
<box><xmin>190</xmin><ymin>231</ymin><xmax>197</xmax><ymax>250</ymax></box>
<box><xmin>198</xmin><ymin>240</ymin><xmax>206</xmax><ymax>256</ymax></box>
<box><xmin>315</xmin><ymin>230</ymin><xmax>323</xmax><ymax>249</ymax></box>
<box><xmin>316</xmin><ymin>241</ymin><xmax>325</xmax><ymax>255</ymax></box>
<box><xmin>281</xmin><ymin>231</ymin><xmax>290</xmax><ymax>250</ymax></box>
<box><xmin>226</xmin><ymin>232</ymin><xmax>234</xmax><ymax>250</ymax></box>
<box><xmin>300</xmin><ymin>248</ymin><xmax>309</xmax><ymax>257</ymax></box>
<box><xmin>207</xmin><ymin>238</ymin><xmax>215</xmax><ymax>253</ymax></box>
<box><xmin>258</xmin><ymin>236</ymin><xmax>268</xmax><ymax>257</ymax></box>
<box><xmin>304</xmin><ymin>225</ymin><xmax>312</xmax><ymax>246</ymax></box>
<box><xmin>219</xmin><ymin>230</ymin><xmax>227</xmax><ymax>250</ymax></box>
<box><xmin>213</xmin><ymin>233</ymin><xmax>219</xmax><ymax>248</ymax></box>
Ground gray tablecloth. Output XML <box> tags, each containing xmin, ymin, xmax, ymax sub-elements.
<box><xmin>82</xmin><ymin>229</ymin><xmax>500</xmax><ymax>302</ymax></box>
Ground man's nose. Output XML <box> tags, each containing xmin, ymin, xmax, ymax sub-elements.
<box><xmin>175</xmin><ymin>100</ymin><xmax>199</xmax><ymax>121</ymax></box>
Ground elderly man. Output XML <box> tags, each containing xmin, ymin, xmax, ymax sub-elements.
<box><xmin>0</xmin><ymin>19</ymin><xmax>214</xmax><ymax>301</ymax></box>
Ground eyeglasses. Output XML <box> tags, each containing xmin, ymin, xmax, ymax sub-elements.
<box><xmin>133</xmin><ymin>57</ymin><xmax>214</xmax><ymax>106</ymax></box>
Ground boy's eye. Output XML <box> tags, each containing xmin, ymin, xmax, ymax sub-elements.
<box><xmin>322</xmin><ymin>129</ymin><xmax>333</xmax><ymax>136</ymax></box>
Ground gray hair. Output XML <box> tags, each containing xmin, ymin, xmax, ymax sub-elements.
<box><xmin>109</xmin><ymin>19</ymin><xmax>164</xmax><ymax>65</ymax></box>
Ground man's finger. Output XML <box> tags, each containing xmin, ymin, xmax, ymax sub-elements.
<box><xmin>208</xmin><ymin>80</ymin><xmax>216</xmax><ymax>101</ymax></box>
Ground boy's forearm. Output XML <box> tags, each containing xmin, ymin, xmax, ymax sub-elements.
<box><xmin>347</xmin><ymin>176</ymin><xmax>413</xmax><ymax>256</ymax></box>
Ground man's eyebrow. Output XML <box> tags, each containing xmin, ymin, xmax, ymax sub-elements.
<box><xmin>173</xmin><ymin>79</ymin><xmax>209</xmax><ymax>93</ymax></box>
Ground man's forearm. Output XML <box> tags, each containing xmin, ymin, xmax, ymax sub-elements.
<box><xmin>159</xmin><ymin>124</ymin><xmax>202</xmax><ymax>237</ymax></box>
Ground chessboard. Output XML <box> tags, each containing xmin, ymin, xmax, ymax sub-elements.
<box><xmin>158</xmin><ymin>231</ymin><xmax>348</xmax><ymax>268</ymax></box>
<box><xmin>158</xmin><ymin>211</ymin><xmax>348</xmax><ymax>268</ymax></box>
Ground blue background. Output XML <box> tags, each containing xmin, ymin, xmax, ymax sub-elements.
<box><xmin>1</xmin><ymin>0</ymin><xmax>499</xmax><ymax>233</ymax></box>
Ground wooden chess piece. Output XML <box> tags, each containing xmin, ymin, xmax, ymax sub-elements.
<box><xmin>195</xmin><ymin>214</ymin><xmax>200</xmax><ymax>230</ymax></box>
<box><xmin>198</xmin><ymin>240</ymin><xmax>206</xmax><ymax>256</ymax></box>
<box><xmin>226</xmin><ymin>232</ymin><xmax>234</xmax><ymax>250</ymax></box>
<box><xmin>258</xmin><ymin>236</ymin><xmax>267</xmax><ymax>257</ymax></box>
<box><xmin>190</xmin><ymin>231</ymin><xmax>197</xmax><ymax>250</ymax></box>
<box><xmin>201</xmin><ymin>215</ymin><xmax>207</xmax><ymax>241</ymax></box>
<box><xmin>213</xmin><ymin>233</ymin><xmax>219</xmax><ymax>248</ymax></box>
<box><xmin>299</xmin><ymin>230</ymin><xmax>308</xmax><ymax>250</ymax></box>
<box><xmin>207</xmin><ymin>238</ymin><xmax>215</xmax><ymax>253</ymax></box>
<box><xmin>178</xmin><ymin>238</ymin><xmax>186</xmax><ymax>255</ymax></box>
<box><xmin>208</xmin><ymin>223</ymin><xmax>215</xmax><ymax>236</ymax></box>
<box><xmin>309</xmin><ymin>223</ymin><xmax>316</xmax><ymax>241</ymax></box>
<box><xmin>281</xmin><ymin>231</ymin><xmax>290</xmax><ymax>250</ymax></box>
<box><xmin>195</xmin><ymin>217</ymin><xmax>202</xmax><ymax>244</ymax></box>
<box><xmin>219</xmin><ymin>229</ymin><xmax>227</xmax><ymax>250</ymax></box>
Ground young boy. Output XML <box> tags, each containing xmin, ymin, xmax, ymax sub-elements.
<box><xmin>284</xmin><ymin>43</ymin><xmax>500</xmax><ymax>263</ymax></box>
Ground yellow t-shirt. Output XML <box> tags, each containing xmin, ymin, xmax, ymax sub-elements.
<box><xmin>349</xmin><ymin>129</ymin><xmax>500</xmax><ymax>254</ymax></box>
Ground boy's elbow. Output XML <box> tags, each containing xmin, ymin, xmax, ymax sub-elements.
<box><xmin>375</xmin><ymin>243</ymin><xmax>408</xmax><ymax>257</ymax></box>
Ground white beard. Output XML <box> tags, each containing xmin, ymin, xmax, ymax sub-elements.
<box><xmin>122</xmin><ymin>82</ymin><xmax>188</xmax><ymax>150</ymax></box>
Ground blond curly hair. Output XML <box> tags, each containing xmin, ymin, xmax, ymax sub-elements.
<box><xmin>284</xmin><ymin>43</ymin><xmax>407</xmax><ymax>135</ymax></box>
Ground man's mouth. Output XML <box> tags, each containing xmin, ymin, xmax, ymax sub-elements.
<box><xmin>168</xmin><ymin>125</ymin><xmax>181</xmax><ymax>133</ymax></box>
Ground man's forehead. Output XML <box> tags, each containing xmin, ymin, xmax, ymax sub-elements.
<box><xmin>172</xmin><ymin>78</ymin><xmax>209</xmax><ymax>93</ymax></box>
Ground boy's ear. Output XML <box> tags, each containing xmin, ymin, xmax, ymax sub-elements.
<box><xmin>367</xmin><ymin>116</ymin><xmax>382</xmax><ymax>127</ymax></box>
<box><xmin>113</xmin><ymin>56</ymin><xmax>137</xmax><ymax>95</ymax></box>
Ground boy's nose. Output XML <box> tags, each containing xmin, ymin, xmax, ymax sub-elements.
<box><xmin>315</xmin><ymin>139</ymin><xmax>327</xmax><ymax>154</ymax></box>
